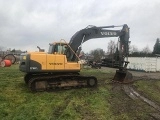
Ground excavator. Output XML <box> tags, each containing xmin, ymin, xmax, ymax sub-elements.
<box><xmin>19</xmin><ymin>24</ymin><xmax>133</xmax><ymax>91</ymax></box>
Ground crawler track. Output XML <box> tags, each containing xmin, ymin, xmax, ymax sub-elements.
<box><xmin>25</xmin><ymin>74</ymin><xmax>97</xmax><ymax>92</ymax></box>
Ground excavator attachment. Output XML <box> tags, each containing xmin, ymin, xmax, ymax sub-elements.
<box><xmin>113</xmin><ymin>70</ymin><xmax>133</xmax><ymax>83</ymax></box>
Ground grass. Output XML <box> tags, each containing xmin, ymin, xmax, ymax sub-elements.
<box><xmin>0</xmin><ymin>65</ymin><xmax>159</xmax><ymax>120</ymax></box>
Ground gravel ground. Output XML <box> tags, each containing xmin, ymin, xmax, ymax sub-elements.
<box><xmin>130</xmin><ymin>70</ymin><xmax>160</xmax><ymax>80</ymax></box>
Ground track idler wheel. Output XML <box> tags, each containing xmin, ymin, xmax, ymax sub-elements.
<box><xmin>113</xmin><ymin>70</ymin><xmax>133</xmax><ymax>83</ymax></box>
<box><xmin>24</xmin><ymin>74</ymin><xmax>32</xmax><ymax>84</ymax></box>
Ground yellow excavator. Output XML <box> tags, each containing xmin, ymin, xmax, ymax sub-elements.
<box><xmin>19</xmin><ymin>24</ymin><xmax>133</xmax><ymax>91</ymax></box>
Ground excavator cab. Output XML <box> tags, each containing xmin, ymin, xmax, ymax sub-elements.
<box><xmin>48</xmin><ymin>42</ymin><xmax>68</xmax><ymax>54</ymax></box>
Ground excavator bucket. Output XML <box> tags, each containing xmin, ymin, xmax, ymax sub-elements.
<box><xmin>113</xmin><ymin>70</ymin><xmax>133</xmax><ymax>83</ymax></box>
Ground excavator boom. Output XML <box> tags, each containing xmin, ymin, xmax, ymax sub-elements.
<box><xmin>66</xmin><ymin>24</ymin><xmax>132</xmax><ymax>83</ymax></box>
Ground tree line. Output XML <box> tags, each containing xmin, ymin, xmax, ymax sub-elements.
<box><xmin>84</xmin><ymin>38</ymin><xmax>160</xmax><ymax>62</ymax></box>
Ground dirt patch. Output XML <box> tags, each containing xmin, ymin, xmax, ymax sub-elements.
<box><xmin>107</xmin><ymin>84</ymin><xmax>156</xmax><ymax>120</ymax></box>
<box><xmin>98</xmin><ymin>67</ymin><xmax>160</xmax><ymax>119</ymax></box>
<box><xmin>100</xmin><ymin>66</ymin><xmax>160</xmax><ymax>80</ymax></box>
<box><xmin>123</xmin><ymin>85</ymin><xmax>160</xmax><ymax>112</ymax></box>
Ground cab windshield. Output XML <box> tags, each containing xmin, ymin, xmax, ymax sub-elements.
<box><xmin>48</xmin><ymin>43</ymin><xmax>67</xmax><ymax>54</ymax></box>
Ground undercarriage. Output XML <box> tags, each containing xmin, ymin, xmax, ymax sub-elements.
<box><xmin>24</xmin><ymin>73</ymin><xmax>97</xmax><ymax>92</ymax></box>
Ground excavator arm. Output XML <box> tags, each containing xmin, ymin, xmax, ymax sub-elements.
<box><xmin>67</xmin><ymin>24</ymin><xmax>130</xmax><ymax>62</ymax></box>
<box><xmin>67</xmin><ymin>24</ymin><xmax>132</xmax><ymax>83</ymax></box>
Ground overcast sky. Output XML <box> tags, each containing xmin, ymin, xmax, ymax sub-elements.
<box><xmin>0</xmin><ymin>0</ymin><xmax>160</xmax><ymax>53</ymax></box>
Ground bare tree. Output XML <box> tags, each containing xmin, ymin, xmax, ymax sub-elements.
<box><xmin>142</xmin><ymin>45</ymin><xmax>151</xmax><ymax>54</ymax></box>
<box><xmin>90</xmin><ymin>48</ymin><xmax>105</xmax><ymax>62</ymax></box>
<box><xmin>129</xmin><ymin>45</ymin><xmax>139</xmax><ymax>54</ymax></box>
<box><xmin>107</xmin><ymin>40</ymin><xmax>116</xmax><ymax>55</ymax></box>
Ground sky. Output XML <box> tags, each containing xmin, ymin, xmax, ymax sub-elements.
<box><xmin>0</xmin><ymin>0</ymin><xmax>160</xmax><ymax>53</ymax></box>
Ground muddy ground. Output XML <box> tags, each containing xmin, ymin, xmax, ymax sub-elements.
<box><xmin>99</xmin><ymin>67</ymin><xmax>160</xmax><ymax>120</ymax></box>
<box><xmin>99</xmin><ymin>66</ymin><xmax>160</xmax><ymax>80</ymax></box>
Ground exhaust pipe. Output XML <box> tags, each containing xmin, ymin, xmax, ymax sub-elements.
<box><xmin>113</xmin><ymin>70</ymin><xmax>133</xmax><ymax>83</ymax></box>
